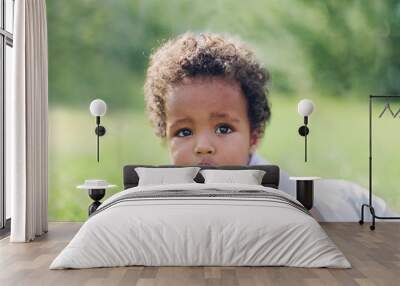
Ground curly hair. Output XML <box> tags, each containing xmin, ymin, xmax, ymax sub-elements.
<box><xmin>144</xmin><ymin>32</ymin><xmax>271</xmax><ymax>140</ymax></box>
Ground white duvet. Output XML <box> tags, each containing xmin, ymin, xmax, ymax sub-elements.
<box><xmin>50</xmin><ymin>183</ymin><xmax>351</xmax><ymax>269</ymax></box>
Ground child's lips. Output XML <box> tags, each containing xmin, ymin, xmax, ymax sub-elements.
<box><xmin>198</xmin><ymin>159</ymin><xmax>215</xmax><ymax>166</ymax></box>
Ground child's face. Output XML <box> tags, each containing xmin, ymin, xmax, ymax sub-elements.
<box><xmin>165</xmin><ymin>76</ymin><xmax>259</xmax><ymax>166</ymax></box>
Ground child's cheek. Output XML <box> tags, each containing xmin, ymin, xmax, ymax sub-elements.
<box><xmin>168</xmin><ymin>137</ymin><xmax>194</xmax><ymax>164</ymax></box>
<box><xmin>223</xmin><ymin>131</ymin><xmax>251</xmax><ymax>148</ymax></box>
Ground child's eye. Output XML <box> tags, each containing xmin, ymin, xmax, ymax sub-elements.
<box><xmin>175</xmin><ymin>128</ymin><xmax>192</xmax><ymax>137</ymax></box>
<box><xmin>215</xmin><ymin>124</ymin><xmax>233</xmax><ymax>135</ymax></box>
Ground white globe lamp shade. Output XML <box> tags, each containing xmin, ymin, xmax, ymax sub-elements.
<box><xmin>298</xmin><ymin>99</ymin><xmax>314</xmax><ymax>117</ymax></box>
<box><xmin>90</xmin><ymin>99</ymin><xmax>107</xmax><ymax>117</ymax></box>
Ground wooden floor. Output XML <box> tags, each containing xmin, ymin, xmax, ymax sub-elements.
<box><xmin>0</xmin><ymin>222</ymin><xmax>399</xmax><ymax>286</ymax></box>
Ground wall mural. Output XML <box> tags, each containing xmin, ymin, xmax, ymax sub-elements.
<box><xmin>47</xmin><ymin>1</ymin><xmax>400</xmax><ymax>221</ymax></box>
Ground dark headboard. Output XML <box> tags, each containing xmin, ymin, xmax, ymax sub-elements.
<box><xmin>123</xmin><ymin>165</ymin><xmax>280</xmax><ymax>189</ymax></box>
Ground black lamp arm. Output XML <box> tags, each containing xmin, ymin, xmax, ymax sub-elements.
<box><xmin>298</xmin><ymin>116</ymin><xmax>310</xmax><ymax>162</ymax></box>
<box><xmin>94</xmin><ymin>116</ymin><xmax>106</xmax><ymax>162</ymax></box>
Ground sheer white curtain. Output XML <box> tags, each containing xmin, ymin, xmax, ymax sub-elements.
<box><xmin>7</xmin><ymin>0</ymin><xmax>48</xmax><ymax>242</ymax></box>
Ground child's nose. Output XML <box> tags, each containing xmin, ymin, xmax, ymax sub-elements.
<box><xmin>194</xmin><ymin>136</ymin><xmax>215</xmax><ymax>155</ymax></box>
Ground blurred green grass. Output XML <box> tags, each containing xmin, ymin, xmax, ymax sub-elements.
<box><xmin>49</xmin><ymin>94</ymin><xmax>400</xmax><ymax>221</ymax></box>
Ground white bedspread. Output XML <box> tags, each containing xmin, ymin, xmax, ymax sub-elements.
<box><xmin>50</xmin><ymin>183</ymin><xmax>351</xmax><ymax>269</ymax></box>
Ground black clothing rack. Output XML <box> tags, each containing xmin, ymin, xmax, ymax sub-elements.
<box><xmin>359</xmin><ymin>95</ymin><xmax>400</xmax><ymax>230</ymax></box>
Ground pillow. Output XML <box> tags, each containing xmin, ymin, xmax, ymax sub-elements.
<box><xmin>135</xmin><ymin>167</ymin><xmax>201</xmax><ymax>186</ymax></box>
<box><xmin>200</xmin><ymin>169</ymin><xmax>266</xmax><ymax>185</ymax></box>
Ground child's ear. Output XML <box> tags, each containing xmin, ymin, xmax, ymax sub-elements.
<box><xmin>249</xmin><ymin>130</ymin><xmax>261</xmax><ymax>153</ymax></box>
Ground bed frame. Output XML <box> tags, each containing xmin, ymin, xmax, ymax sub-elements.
<box><xmin>123</xmin><ymin>165</ymin><xmax>280</xmax><ymax>189</ymax></box>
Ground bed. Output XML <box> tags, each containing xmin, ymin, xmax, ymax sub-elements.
<box><xmin>50</xmin><ymin>165</ymin><xmax>350</xmax><ymax>269</ymax></box>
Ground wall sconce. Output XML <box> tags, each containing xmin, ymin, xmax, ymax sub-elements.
<box><xmin>89</xmin><ymin>99</ymin><xmax>107</xmax><ymax>162</ymax></box>
<box><xmin>297</xmin><ymin>99</ymin><xmax>315</xmax><ymax>162</ymax></box>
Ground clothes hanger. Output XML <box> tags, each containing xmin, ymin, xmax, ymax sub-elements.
<box><xmin>378</xmin><ymin>102</ymin><xmax>400</xmax><ymax>118</ymax></box>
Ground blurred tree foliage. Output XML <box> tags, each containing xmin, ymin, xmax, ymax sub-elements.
<box><xmin>47</xmin><ymin>0</ymin><xmax>400</xmax><ymax>109</ymax></box>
